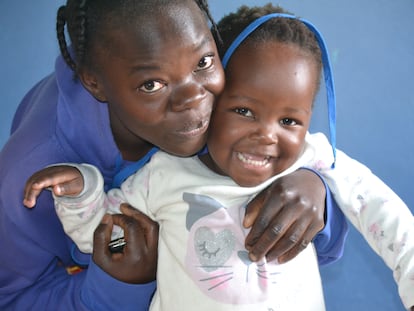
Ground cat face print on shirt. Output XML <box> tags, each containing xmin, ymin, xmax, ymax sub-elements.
<box><xmin>183</xmin><ymin>192</ymin><xmax>282</xmax><ymax>305</ymax></box>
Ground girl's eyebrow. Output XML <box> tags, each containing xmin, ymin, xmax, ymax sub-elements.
<box><xmin>227</xmin><ymin>94</ymin><xmax>260</xmax><ymax>104</ymax></box>
<box><xmin>226</xmin><ymin>94</ymin><xmax>311</xmax><ymax>114</ymax></box>
<box><xmin>284</xmin><ymin>107</ymin><xmax>311</xmax><ymax>115</ymax></box>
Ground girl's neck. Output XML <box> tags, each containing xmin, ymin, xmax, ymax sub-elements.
<box><xmin>198</xmin><ymin>153</ymin><xmax>226</xmax><ymax>177</ymax></box>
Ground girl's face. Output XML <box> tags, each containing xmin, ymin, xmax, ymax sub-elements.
<box><xmin>81</xmin><ymin>2</ymin><xmax>225</xmax><ymax>160</ymax></box>
<box><xmin>204</xmin><ymin>42</ymin><xmax>317</xmax><ymax>187</ymax></box>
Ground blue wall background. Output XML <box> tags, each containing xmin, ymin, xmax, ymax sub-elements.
<box><xmin>1</xmin><ymin>1</ymin><xmax>413</xmax><ymax>310</ymax></box>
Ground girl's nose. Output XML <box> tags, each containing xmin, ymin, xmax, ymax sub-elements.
<box><xmin>170</xmin><ymin>80</ymin><xmax>206</xmax><ymax>112</ymax></box>
<box><xmin>250</xmin><ymin>122</ymin><xmax>279</xmax><ymax>144</ymax></box>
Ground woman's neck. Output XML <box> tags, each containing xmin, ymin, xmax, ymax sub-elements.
<box><xmin>109</xmin><ymin>112</ymin><xmax>154</xmax><ymax>162</ymax></box>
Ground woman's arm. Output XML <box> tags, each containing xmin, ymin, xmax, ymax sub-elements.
<box><xmin>244</xmin><ymin>168</ymin><xmax>348</xmax><ymax>264</ymax></box>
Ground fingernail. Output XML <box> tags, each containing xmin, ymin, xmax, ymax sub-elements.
<box><xmin>55</xmin><ymin>186</ymin><xmax>62</xmax><ymax>195</ymax></box>
<box><xmin>22</xmin><ymin>199</ymin><xmax>31</xmax><ymax>207</ymax></box>
<box><xmin>249</xmin><ymin>253</ymin><xmax>257</xmax><ymax>262</ymax></box>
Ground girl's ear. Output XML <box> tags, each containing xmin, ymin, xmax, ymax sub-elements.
<box><xmin>78</xmin><ymin>69</ymin><xmax>107</xmax><ymax>102</ymax></box>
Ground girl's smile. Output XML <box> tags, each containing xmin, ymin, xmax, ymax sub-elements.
<box><xmin>236</xmin><ymin>152</ymin><xmax>272</xmax><ymax>168</ymax></box>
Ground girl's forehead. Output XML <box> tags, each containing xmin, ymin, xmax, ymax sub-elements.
<box><xmin>225</xmin><ymin>42</ymin><xmax>318</xmax><ymax>102</ymax></box>
<box><xmin>229</xmin><ymin>41</ymin><xmax>317</xmax><ymax>80</ymax></box>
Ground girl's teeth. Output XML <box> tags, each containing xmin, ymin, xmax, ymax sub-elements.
<box><xmin>237</xmin><ymin>152</ymin><xmax>269</xmax><ymax>167</ymax></box>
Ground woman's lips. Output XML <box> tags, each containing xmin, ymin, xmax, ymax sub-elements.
<box><xmin>176</xmin><ymin>119</ymin><xmax>209</xmax><ymax>138</ymax></box>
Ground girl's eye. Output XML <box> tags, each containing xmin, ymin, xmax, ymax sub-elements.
<box><xmin>196</xmin><ymin>55</ymin><xmax>214</xmax><ymax>71</ymax></box>
<box><xmin>139</xmin><ymin>80</ymin><xmax>165</xmax><ymax>93</ymax></box>
<box><xmin>235</xmin><ymin>107</ymin><xmax>254</xmax><ymax>118</ymax></box>
<box><xmin>280</xmin><ymin>118</ymin><xmax>297</xmax><ymax>126</ymax></box>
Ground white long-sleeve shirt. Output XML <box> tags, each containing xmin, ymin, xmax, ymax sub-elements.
<box><xmin>54</xmin><ymin>132</ymin><xmax>414</xmax><ymax>310</ymax></box>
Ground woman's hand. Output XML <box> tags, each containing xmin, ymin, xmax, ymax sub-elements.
<box><xmin>92</xmin><ymin>203</ymin><xmax>159</xmax><ymax>284</ymax></box>
<box><xmin>23</xmin><ymin>165</ymin><xmax>84</xmax><ymax>208</ymax></box>
<box><xmin>244</xmin><ymin>168</ymin><xmax>325</xmax><ymax>264</ymax></box>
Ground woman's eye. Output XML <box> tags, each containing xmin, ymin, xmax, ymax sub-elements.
<box><xmin>196</xmin><ymin>55</ymin><xmax>214</xmax><ymax>71</ymax></box>
<box><xmin>280</xmin><ymin>118</ymin><xmax>297</xmax><ymax>126</ymax></box>
<box><xmin>139</xmin><ymin>80</ymin><xmax>165</xmax><ymax>93</ymax></box>
<box><xmin>235</xmin><ymin>107</ymin><xmax>253</xmax><ymax>117</ymax></box>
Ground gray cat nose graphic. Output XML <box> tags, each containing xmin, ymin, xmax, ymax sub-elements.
<box><xmin>238</xmin><ymin>250</ymin><xmax>252</xmax><ymax>266</ymax></box>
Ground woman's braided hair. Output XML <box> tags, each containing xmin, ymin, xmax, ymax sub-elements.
<box><xmin>56</xmin><ymin>0</ymin><xmax>221</xmax><ymax>75</ymax></box>
<box><xmin>215</xmin><ymin>3</ymin><xmax>322</xmax><ymax>80</ymax></box>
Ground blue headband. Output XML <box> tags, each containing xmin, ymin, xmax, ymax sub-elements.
<box><xmin>222</xmin><ymin>13</ymin><xmax>336</xmax><ymax>167</ymax></box>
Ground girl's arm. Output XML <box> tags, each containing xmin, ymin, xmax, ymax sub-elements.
<box><xmin>308</xmin><ymin>132</ymin><xmax>414</xmax><ymax>310</ymax></box>
<box><xmin>320</xmin><ymin>149</ymin><xmax>414</xmax><ymax>310</ymax></box>
<box><xmin>24</xmin><ymin>164</ymin><xmax>109</xmax><ymax>253</ymax></box>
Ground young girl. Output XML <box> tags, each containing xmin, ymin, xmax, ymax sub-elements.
<box><xmin>0</xmin><ymin>0</ymin><xmax>347</xmax><ymax>310</ymax></box>
<box><xmin>22</xmin><ymin>4</ymin><xmax>414</xmax><ymax>310</ymax></box>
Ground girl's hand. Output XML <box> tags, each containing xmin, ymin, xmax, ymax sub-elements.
<box><xmin>244</xmin><ymin>168</ymin><xmax>325</xmax><ymax>263</ymax></box>
<box><xmin>92</xmin><ymin>203</ymin><xmax>159</xmax><ymax>284</ymax></box>
<box><xmin>23</xmin><ymin>165</ymin><xmax>84</xmax><ymax>208</ymax></box>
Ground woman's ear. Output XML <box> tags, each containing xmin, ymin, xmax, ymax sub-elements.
<box><xmin>78</xmin><ymin>69</ymin><xmax>107</xmax><ymax>102</ymax></box>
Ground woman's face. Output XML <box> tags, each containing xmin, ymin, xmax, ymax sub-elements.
<box><xmin>82</xmin><ymin>1</ymin><xmax>225</xmax><ymax>160</ymax></box>
<box><xmin>205</xmin><ymin>42</ymin><xmax>317</xmax><ymax>187</ymax></box>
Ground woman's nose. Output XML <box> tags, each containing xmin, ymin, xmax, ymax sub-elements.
<box><xmin>170</xmin><ymin>79</ymin><xmax>206</xmax><ymax>112</ymax></box>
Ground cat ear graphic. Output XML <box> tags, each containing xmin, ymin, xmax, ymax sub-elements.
<box><xmin>183</xmin><ymin>192</ymin><xmax>225</xmax><ymax>231</ymax></box>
